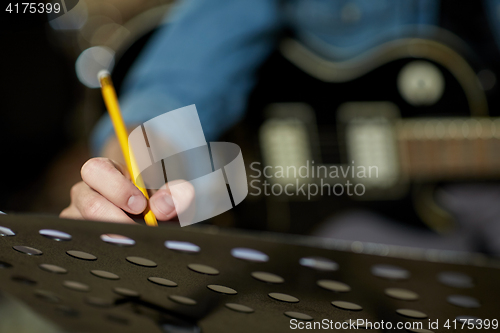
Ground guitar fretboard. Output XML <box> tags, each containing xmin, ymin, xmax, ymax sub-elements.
<box><xmin>397</xmin><ymin>118</ymin><xmax>500</xmax><ymax>179</ymax></box>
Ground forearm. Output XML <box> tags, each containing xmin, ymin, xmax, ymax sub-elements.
<box><xmin>91</xmin><ymin>0</ymin><xmax>282</xmax><ymax>156</ymax></box>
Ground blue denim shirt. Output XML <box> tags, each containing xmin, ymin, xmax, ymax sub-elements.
<box><xmin>91</xmin><ymin>0</ymin><xmax>500</xmax><ymax>154</ymax></box>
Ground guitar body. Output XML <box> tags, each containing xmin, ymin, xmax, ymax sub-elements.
<box><xmin>226</xmin><ymin>35</ymin><xmax>499</xmax><ymax>233</ymax></box>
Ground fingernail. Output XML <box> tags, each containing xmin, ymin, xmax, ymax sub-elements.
<box><xmin>128</xmin><ymin>195</ymin><xmax>146</xmax><ymax>214</ymax></box>
<box><xmin>156</xmin><ymin>194</ymin><xmax>175</xmax><ymax>216</ymax></box>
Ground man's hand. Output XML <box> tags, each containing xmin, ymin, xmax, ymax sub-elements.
<box><xmin>60</xmin><ymin>157</ymin><xmax>194</xmax><ymax>224</ymax></box>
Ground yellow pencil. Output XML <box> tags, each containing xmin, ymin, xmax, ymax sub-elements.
<box><xmin>98</xmin><ymin>70</ymin><xmax>158</xmax><ymax>227</ymax></box>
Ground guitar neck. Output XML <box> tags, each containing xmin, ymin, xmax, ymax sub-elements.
<box><xmin>397</xmin><ymin>118</ymin><xmax>500</xmax><ymax>180</ymax></box>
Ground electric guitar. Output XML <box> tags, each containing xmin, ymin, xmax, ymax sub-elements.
<box><xmin>236</xmin><ymin>31</ymin><xmax>500</xmax><ymax>233</ymax></box>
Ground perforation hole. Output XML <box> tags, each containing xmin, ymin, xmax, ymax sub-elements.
<box><xmin>39</xmin><ymin>229</ymin><xmax>72</xmax><ymax>241</ymax></box>
<box><xmin>251</xmin><ymin>271</ymin><xmax>284</xmax><ymax>284</ymax></box>
<box><xmin>438</xmin><ymin>272</ymin><xmax>474</xmax><ymax>288</ymax></box>
<box><xmin>12</xmin><ymin>245</ymin><xmax>42</xmax><ymax>256</ymax></box>
<box><xmin>372</xmin><ymin>264</ymin><xmax>410</xmax><ymax>280</ymax></box>
<box><xmin>35</xmin><ymin>290</ymin><xmax>60</xmax><ymax>303</ymax></box>
<box><xmin>169</xmin><ymin>295</ymin><xmax>197</xmax><ymax>306</ymax></box>
<box><xmin>12</xmin><ymin>276</ymin><xmax>36</xmax><ymax>285</ymax></box>
<box><xmin>188</xmin><ymin>263</ymin><xmax>219</xmax><ymax>275</ymax></box>
<box><xmin>100</xmin><ymin>234</ymin><xmax>135</xmax><ymax>246</ymax></box>
<box><xmin>40</xmin><ymin>264</ymin><xmax>68</xmax><ymax>274</ymax></box>
<box><xmin>299</xmin><ymin>257</ymin><xmax>338</xmax><ymax>271</ymax></box>
<box><xmin>0</xmin><ymin>226</ymin><xmax>15</xmax><ymax>236</ymax></box>
<box><xmin>165</xmin><ymin>240</ymin><xmax>200</xmax><ymax>253</ymax></box>
<box><xmin>148</xmin><ymin>277</ymin><xmax>177</xmax><ymax>287</ymax></box>
<box><xmin>231</xmin><ymin>248</ymin><xmax>268</xmax><ymax>262</ymax></box>
<box><xmin>0</xmin><ymin>261</ymin><xmax>12</xmax><ymax>269</ymax></box>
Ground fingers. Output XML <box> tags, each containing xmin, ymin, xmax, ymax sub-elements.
<box><xmin>63</xmin><ymin>157</ymin><xmax>195</xmax><ymax>225</ymax></box>
<box><xmin>150</xmin><ymin>180</ymin><xmax>195</xmax><ymax>221</ymax></box>
<box><xmin>149</xmin><ymin>184</ymin><xmax>176</xmax><ymax>221</ymax></box>
<box><xmin>81</xmin><ymin>158</ymin><xmax>147</xmax><ymax>215</ymax></box>
<box><xmin>69</xmin><ymin>181</ymin><xmax>137</xmax><ymax>224</ymax></box>
<box><xmin>60</xmin><ymin>206</ymin><xmax>83</xmax><ymax>220</ymax></box>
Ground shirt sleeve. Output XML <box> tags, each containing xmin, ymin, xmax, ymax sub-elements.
<box><xmin>91</xmin><ymin>0</ymin><xmax>283</xmax><ymax>155</ymax></box>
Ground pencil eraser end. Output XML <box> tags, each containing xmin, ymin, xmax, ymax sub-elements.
<box><xmin>98</xmin><ymin>70</ymin><xmax>111</xmax><ymax>81</ymax></box>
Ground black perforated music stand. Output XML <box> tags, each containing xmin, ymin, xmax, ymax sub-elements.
<box><xmin>0</xmin><ymin>214</ymin><xmax>498</xmax><ymax>333</ymax></box>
